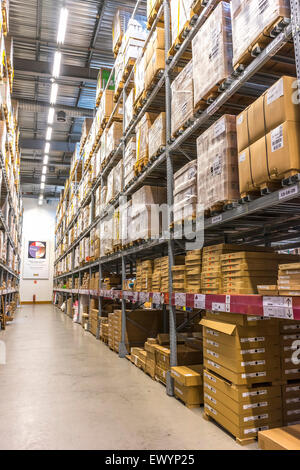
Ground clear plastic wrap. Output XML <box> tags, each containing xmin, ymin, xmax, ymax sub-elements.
<box><xmin>171</xmin><ymin>60</ymin><xmax>193</xmax><ymax>136</ymax></box>
<box><xmin>105</xmin><ymin>122</ymin><xmax>123</xmax><ymax>161</ymax></box>
<box><xmin>131</xmin><ymin>185</ymin><xmax>167</xmax><ymax>217</ymax></box>
<box><xmin>173</xmin><ymin>160</ymin><xmax>197</xmax><ymax>223</ymax></box>
<box><xmin>125</xmin><ymin>88</ymin><xmax>134</xmax><ymax>130</ymax></box>
<box><xmin>120</xmin><ymin>199</ymin><xmax>132</xmax><ymax>246</ymax></box>
<box><xmin>99</xmin><ymin>129</ymin><xmax>107</xmax><ymax>166</ymax></box>
<box><xmin>148</xmin><ymin>112</ymin><xmax>166</xmax><ymax>159</ymax></box>
<box><xmin>113</xmin><ymin>209</ymin><xmax>120</xmax><ymax>247</ymax></box>
<box><xmin>100</xmin><ymin>216</ymin><xmax>113</xmax><ymax>256</ymax></box>
<box><xmin>124</xmin><ymin>138</ymin><xmax>136</xmax><ymax>186</ymax></box>
<box><xmin>106</xmin><ymin>168</ymin><xmax>115</xmax><ymax>203</ymax></box>
<box><xmin>170</xmin><ymin>0</ymin><xmax>194</xmax><ymax>46</ymax></box>
<box><xmin>136</xmin><ymin>112</ymin><xmax>159</xmax><ymax>162</ymax></box>
<box><xmin>231</xmin><ymin>0</ymin><xmax>290</xmax><ymax>67</ymax></box>
<box><xmin>134</xmin><ymin>54</ymin><xmax>145</xmax><ymax>102</ymax></box>
<box><xmin>192</xmin><ymin>1</ymin><xmax>233</xmax><ymax>108</ymax></box>
<box><xmin>113</xmin><ymin>158</ymin><xmax>123</xmax><ymax>197</ymax></box>
<box><xmin>197</xmin><ymin>115</ymin><xmax>239</xmax><ymax>211</ymax></box>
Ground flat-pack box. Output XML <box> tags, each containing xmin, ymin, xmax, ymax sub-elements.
<box><xmin>171</xmin><ymin>364</ymin><xmax>203</xmax><ymax>387</ymax></box>
<box><xmin>239</xmin><ymin>120</ymin><xmax>300</xmax><ymax>194</ymax></box>
<box><xmin>192</xmin><ymin>2</ymin><xmax>233</xmax><ymax>108</ymax></box>
<box><xmin>236</xmin><ymin>76</ymin><xmax>300</xmax><ymax>153</ymax></box>
<box><xmin>197</xmin><ymin>115</ymin><xmax>239</xmax><ymax>211</ymax></box>
<box><xmin>174</xmin><ymin>382</ymin><xmax>204</xmax><ymax>406</ymax></box>
<box><xmin>231</xmin><ymin>0</ymin><xmax>290</xmax><ymax>68</ymax></box>
<box><xmin>258</xmin><ymin>425</ymin><xmax>300</xmax><ymax>451</ymax></box>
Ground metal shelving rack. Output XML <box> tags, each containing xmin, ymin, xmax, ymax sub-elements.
<box><xmin>53</xmin><ymin>0</ymin><xmax>300</xmax><ymax>394</ymax></box>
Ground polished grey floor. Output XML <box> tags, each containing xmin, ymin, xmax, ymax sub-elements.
<box><xmin>0</xmin><ymin>305</ymin><xmax>257</xmax><ymax>450</ymax></box>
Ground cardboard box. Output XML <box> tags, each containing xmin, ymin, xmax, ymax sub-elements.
<box><xmin>171</xmin><ymin>365</ymin><xmax>203</xmax><ymax>387</ymax></box>
<box><xmin>174</xmin><ymin>382</ymin><xmax>204</xmax><ymax>406</ymax></box>
<box><xmin>258</xmin><ymin>425</ymin><xmax>300</xmax><ymax>451</ymax></box>
<box><xmin>237</xmin><ymin>76</ymin><xmax>300</xmax><ymax>152</ymax></box>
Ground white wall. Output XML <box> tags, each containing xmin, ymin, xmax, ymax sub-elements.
<box><xmin>20</xmin><ymin>198</ymin><xmax>57</xmax><ymax>302</ymax></box>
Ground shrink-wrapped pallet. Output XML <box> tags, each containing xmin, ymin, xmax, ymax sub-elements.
<box><xmin>123</xmin><ymin>36</ymin><xmax>145</xmax><ymax>69</ymax></box>
<box><xmin>125</xmin><ymin>88</ymin><xmax>134</xmax><ymax>130</ymax></box>
<box><xmin>136</xmin><ymin>112</ymin><xmax>159</xmax><ymax>162</ymax></box>
<box><xmin>134</xmin><ymin>54</ymin><xmax>145</xmax><ymax>104</ymax></box>
<box><xmin>113</xmin><ymin>209</ymin><xmax>120</xmax><ymax>248</ymax></box>
<box><xmin>173</xmin><ymin>160</ymin><xmax>197</xmax><ymax>224</ymax></box>
<box><xmin>106</xmin><ymin>168</ymin><xmax>115</xmax><ymax>204</ymax></box>
<box><xmin>144</xmin><ymin>27</ymin><xmax>164</xmax><ymax>68</ymax></box>
<box><xmin>96</xmin><ymin>90</ymin><xmax>120</xmax><ymax>130</ymax></box>
<box><xmin>120</xmin><ymin>199</ymin><xmax>132</xmax><ymax>246</ymax></box>
<box><xmin>131</xmin><ymin>186</ymin><xmax>167</xmax><ymax>241</ymax></box>
<box><xmin>113</xmin><ymin>158</ymin><xmax>123</xmax><ymax>197</ymax></box>
<box><xmin>148</xmin><ymin>112</ymin><xmax>166</xmax><ymax>159</ymax></box>
<box><xmin>197</xmin><ymin>115</ymin><xmax>239</xmax><ymax>212</ymax></box>
<box><xmin>100</xmin><ymin>217</ymin><xmax>113</xmax><ymax>256</ymax></box>
<box><xmin>171</xmin><ymin>60</ymin><xmax>194</xmax><ymax>137</ymax></box>
<box><xmin>124</xmin><ymin>138</ymin><xmax>136</xmax><ymax>187</ymax></box>
<box><xmin>170</xmin><ymin>0</ymin><xmax>194</xmax><ymax>46</ymax></box>
<box><xmin>105</xmin><ymin>121</ymin><xmax>123</xmax><ymax>161</ymax></box>
<box><xmin>231</xmin><ymin>0</ymin><xmax>290</xmax><ymax>68</ymax></box>
<box><xmin>192</xmin><ymin>1</ymin><xmax>233</xmax><ymax>108</ymax></box>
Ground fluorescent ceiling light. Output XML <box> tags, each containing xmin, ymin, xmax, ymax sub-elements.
<box><xmin>42</xmin><ymin>166</ymin><xmax>47</xmax><ymax>175</ymax></box>
<box><xmin>41</xmin><ymin>175</ymin><xmax>46</xmax><ymax>183</ymax></box>
<box><xmin>46</xmin><ymin>127</ymin><xmax>52</xmax><ymax>141</ymax></box>
<box><xmin>52</xmin><ymin>51</ymin><xmax>62</xmax><ymax>78</ymax></box>
<box><xmin>57</xmin><ymin>8</ymin><xmax>68</xmax><ymax>44</ymax></box>
<box><xmin>50</xmin><ymin>82</ymin><xmax>58</xmax><ymax>104</ymax></box>
<box><xmin>40</xmin><ymin>182</ymin><xmax>45</xmax><ymax>190</ymax></box>
<box><xmin>38</xmin><ymin>199</ymin><xmax>43</xmax><ymax>206</ymax></box>
<box><xmin>43</xmin><ymin>155</ymin><xmax>49</xmax><ymax>164</ymax></box>
<box><xmin>48</xmin><ymin>107</ymin><xmax>55</xmax><ymax>124</ymax></box>
<box><xmin>45</xmin><ymin>142</ymin><xmax>50</xmax><ymax>153</ymax></box>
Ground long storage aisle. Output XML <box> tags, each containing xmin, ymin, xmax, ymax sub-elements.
<box><xmin>0</xmin><ymin>305</ymin><xmax>256</xmax><ymax>450</ymax></box>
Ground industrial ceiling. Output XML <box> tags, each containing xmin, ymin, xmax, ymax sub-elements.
<box><xmin>10</xmin><ymin>0</ymin><xmax>145</xmax><ymax>200</ymax></box>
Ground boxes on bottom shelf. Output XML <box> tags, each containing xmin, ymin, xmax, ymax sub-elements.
<box><xmin>258</xmin><ymin>425</ymin><xmax>300</xmax><ymax>451</ymax></box>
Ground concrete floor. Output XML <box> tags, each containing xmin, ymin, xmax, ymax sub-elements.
<box><xmin>0</xmin><ymin>304</ymin><xmax>258</xmax><ymax>450</ymax></box>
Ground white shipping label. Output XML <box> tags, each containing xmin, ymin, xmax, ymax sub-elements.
<box><xmin>194</xmin><ymin>294</ymin><xmax>206</xmax><ymax>309</ymax></box>
<box><xmin>242</xmin><ymin>372</ymin><xmax>266</xmax><ymax>379</ymax></box>
<box><xmin>152</xmin><ymin>292</ymin><xmax>162</xmax><ymax>305</ymax></box>
<box><xmin>247</xmin><ymin>316</ymin><xmax>265</xmax><ymax>321</ymax></box>
<box><xmin>139</xmin><ymin>292</ymin><xmax>149</xmax><ymax>303</ymax></box>
<box><xmin>237</xmin><ymin>114</ymin><xmax>243</xmax><ymax>125</ymax></box>
<box><xmin>240</xmin><ymin>348</ymin><xmax>265</xmax><ymax>355</ymax></box>
<box><xmin>239</xmin><ymin>152</ymin><xmax>246</xmax><ymax>163</ymax></box>
<box><xmin>207</xmin><ymin>349</ymin><xmax>219</xmax><ymax>359</ymax></box>
<box><xmin>244</xmin><ymin>413</ymin><xmax>268</xmax><ymax>423</ymax></box>
<box><xmin>243</xmin><ymin>402</ymin><xmax>268</xmax><ymax>410</ymax></box>
<box><xmin>271</xmin><ymin>125</ymin><xmax>284</xmax><ymax>152</ymax></box>
<box><xmin>206</xmin><ymin>328</ymin><xmax>219</xmax><ymax>337</ymax></box>
<box><xmin>212</xmin><ymin>302</ymin><xmax>229</xmax><ymax>312</ymax></box>
<box><xmin>267</xmin><ymin>78</ymin><xmax>284</xmax><ymax>105</ymax></box>
<box><xmin>212</xmin><ymin>215</ymin><xmax>222</xmax><ymax>224</ymax></box>
<box><xmin>206</xmin><ymin>339</ymin><xmax>219</xmax><ymax>348</ymax></box>
<box><xmin>241</xmin><ymin>360</ymin><xmax>265</xmax><ymax>367</ymax></box>
<box><xmin>242</xmin><ymin>390</ymin><xmax>267</xmax><ymax>398</ymax></box>
<box><xmin>241</xmin><ymin>337</ymin><xmax>265</xmax><ymax>343</ymax></box>
<box><xmin>287</xmin><ymin>409</ymin><xmax>300</xmax><ymax>416</ymax></box>
<box><xmin>204</xmin><ymin>393</ymin><xmax>216</xmax><ymax>404</ymax></box>
<box><xmin>283</xmin><ymin>324</ymin><xmax>300</xmax><ymax>331</ymax></box>
<box><xmin>204</xmin><ymin>372</ymin><xmax>216</xmax><ymax>383</ymax></box>
<box><xmin>204</xmin><ymin>383</ymin><xmax>216</xmax><ymax>394</ymax></box>
<box><xmin>286</xmin><ymin>398</ymin><xmax>300</xmax><ymax>404</ymax></box>
<box><xmin>207</xmin><ymin>360</ymin><xmax>220</xmax><ymax>370</ymax></box>
<box><xmin>214</xmin><ymin>118</ymin><xmax>226</xmax><ymax>138</ymax></box>
<box><xmin>244</xmin><ymin>426</ymin><xmax>269</xmax><ymax>435</ymax></box>
<box><xmin>279</xmin><ymin>185</ymin><xmax>299</xmax><ymax>200</ymax></box>
<box><xmin>174</xmin><ymin>387</ymin><xmax>183</xmax><ymax>396</ymax></box>
<box><xmin>286</xmin><ymin>386</ymin><xmax>300</xmax><ymax>392</ymax></box>
<box><xmin>204</xmin><ymin>404</ymin><xmax>217</xmax><ymax>415</ymax></box>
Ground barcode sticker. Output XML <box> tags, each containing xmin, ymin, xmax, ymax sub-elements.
<box><xmin>239</xmin><ymin>152</ymin><xmax>246</xmax><ymax>163</ymax></box>
<box><xmin>241</xmin><ymin>360</ymin><xmax>265</xmax><ymax>367</ymax></box>
<box><xmin>244</xmin><ymin>413</ymin><xmax>268</xmax><ymax>423</ymax></box>
<box><xmin>214</xmin><ymin>118</ymin><xmax>226</xmax><ymax>138</ymax></box>
<box><xmin>212</xmin><ymin>215</ymin><xmax>222</xmax><ymax>224</ymax></box>
<box><xmin>204</xmin><ymin>371</ymin><xmax>216</xmax><ymax>383</ymax></box>
<box><xmin>271</xmin><ymin>125</ymin><xmax>283</xmax><ymax>152</ymax></box>
<box><xmin>204</xmin><ymin>393</ymin><xmax>216</xmax><ymax>404</ymax></box>
<box><xmin>243</xmin><ymin>402</ymin><xmax>268</xmax><ymax>410</ymax></box>
<box><xmin>242</xmin><ymin>372</ymin><xmax>266</xmax><ymax>379</ymax></box>
<box><xmin>244</xmin><ymin>426</ymin><xmax>268</xmax><ymax>435</ymax></box>
<box><xmin>204</xmin><ymin>383</ymin><xmax>216</xmax><ymax>394</ymax></box>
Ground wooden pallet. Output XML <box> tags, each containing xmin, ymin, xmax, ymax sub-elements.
<box><xmin>113</xmin><ymin>36</ymin><xmax>123</xmax><ymax>58</ymax></box>
<box><xmin>145</xmin><ymin>69</ymin><xmax>164</xmax><ymax>93</ymax></box>
<box><xmin>240</xmin><ymin>171</ymin><xmax>300</xmax><ymax>202</ymax></box>
<box><xmin>203</xmin><ymin>412</ymin><xmax>260</xmax><ymax>446</ymax></box>
<box><xmin>174</xmin><ymin>395</ymin><xmax>202</xmax><ymax>409</ymax></box>
<box><xmin>154</xmin><ymin>375</ymin><xmax>166</xmax><ymax>387</ymax></box>
<box><xmin>133</xmin><ymin>90</ymin><xmax>147</xmax><ymax>114</ymax></box>
<box><xmin>134</xmin><ymin>157</ymin><xmax>149</xmax><ymax>176</ymax></box>
<box><xmin>234</xmin><ymin>17</ymin><xmax>291</xmax><ymax>72</ymax></box>
<box><xmin>148</xmin><ymin>146</ymin><xmax>166</xmax><ymax>162</ymax></box>
<box><xmin>168</xmin><ymin>19</ymin><xmax>193</xmax><ymax>58</ymax></box>
<box><xmin>147</xmin><ymin>0</ymin><xmax>164</xmax><ymax>30</ymax></box>
<box><xmin>207</xmin><ymin>200</ymin><xmax>239</xmax><ymax>216</ymax></box>
<box><xmin>113</xmin><ymin>81</ymin><xmax>124</xmax><ymax>103</ymax></box>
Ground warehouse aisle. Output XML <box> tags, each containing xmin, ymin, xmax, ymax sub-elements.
<box><xmin>0</xmin><ymin>305</ymin><xmax>258</xmax><ymax>450</ymax></box>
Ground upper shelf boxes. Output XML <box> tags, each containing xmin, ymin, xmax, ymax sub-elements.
<box><xmin>197</xmin><ymin>115</ymin><xmax>239</xmax><ymax>214</ymax></box>
<box><xmin>192</xmin><ymin>1</ymin><xmax>233</xmax><ymax>109</ymax></box>
<box><xmin>231</xmin><ymin>0</ymin><xmax>291</xmax><ymax>69</ymax></box>
<box><xmin>237</xmin><ymin>76</ymin><xmax>300</xmax><ymax>196</ymax></box>
<box><xmin>171</xmin><ymin>60</ymin><xmax>194</xmax><ymax>138</ymax></box>
<box><xmin>95</xmin><ymin>68</ymin><xmax>115</xmax><ymax>108</ymax></box>
<box><xmin>144</xmin><ymin>27</ymin><xmax>165</xmax><ymax>90</ymax></box>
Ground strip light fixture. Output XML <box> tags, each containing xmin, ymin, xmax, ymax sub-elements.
<box><xmin>41</xmin><ymin>175</ymin><xmax>46</xmax><ymax>183</ymax></box>
<box><xmin>40</xmin><ymin>182</ymin><xmax>45</xmax><ymax>190</ymax></box>
<box><xmin>45</xmin><ymin>142</ymin><xmax>50</xmax><ymax>154</ymax></box>
<box><xmin>43</xmin><ymin>155</ymin><xmax>49</xmax><ymax>165</ymax></box>
<box><xmin>52</xmin><ymin>51</ymin><xmax>62</xmax><ymax>78</ymax></box>
<box><xmin>42</xmin><ymin>166</ymin><xmax>47</xmax><ymax>175</ymax></box>
<box><xmin>46</xmin><ymin>127</ymin><xmax>52</xmax><ymax>141</ymax></box>
<box><xmin>57</xmin><ymin>7</ymin><xmax>68</xmax><ymax>44</ymax></box>
<box><xmin>50</xmin><ymin>82</ymin><xmax>58</xmax><ymax>104</ymax></box>
<box><xmin>48</xmin><ymin>107</ymin><xmax>55</xmax><ymax>124</ymax></box>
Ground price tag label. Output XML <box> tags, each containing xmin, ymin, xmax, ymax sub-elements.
<box><xmin>152</xmin><ymin>292</ymin><xmax>162</xmax><ymax>305</ymax></box>
<box><xmin>194</xmin><ymin>294</ymin><xmax>206</xmax><ymax>309</ymax></box>
<box><xmin>175</xmin><ymin>293</ymin><xmax>186</xmax><ymax>307</ymax></box>
<box><xmin>139</xmin><ymin>292</ymin><xmax>149</xmax><ymax>303</ymax></box>
<box><xmin>263</xmin><ymin>296</ymin><xmax>294</xmax><ymax>319</ymax></box>
<box><xmin>279</xmin><ymin>185</ymin><xmax>298</xmax><ymax>200</ymax></box>
<box><xmin>212</xmin><ymin>215</ymin><xmax>222</xmax><ymax>224</ymax></box>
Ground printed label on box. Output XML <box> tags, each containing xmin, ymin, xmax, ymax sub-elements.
<box><xmin>271</xmin><ymin>125</ymin><xmax>283</xmax><ymax>152</ymax></box>
<box><xmin>279</xmin><ymin>185</ymin><xmax>298</xmax><ymax>200</ymax></box>
<box><xmin>267</xmin><ymin>78</ymin><xmax>284</xmax><ymax>105</ymax></box>
<box><xmin>194</xmin><ymin>294</ymin><xmax>206</xmax><ymax>309</ymax></box>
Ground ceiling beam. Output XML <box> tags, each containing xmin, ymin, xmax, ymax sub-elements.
<box><xmin>14</xmin><ymin>58</ymin><xmax>98</xmax><ymax>83</ymax></box>
<box><xmin>20</xmin><ymin>138</ymin><xmax>76</xmax><ymax>152</ymax></box>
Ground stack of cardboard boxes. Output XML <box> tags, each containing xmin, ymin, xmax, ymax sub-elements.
<box><xmin>201</xmin><ymin>312</ymin><xmax>283</xmax><ymax>442</ymax></box>
<box><xmin>185</xmin><ymin>250</ymin><xmax>202</xmax><ymax>293</ymax></box>
<box><xmin>171</xmin><ymin>365</ymin><xmax>204</xmax><ymax>408</ymax></box>
<box><xmin>144</xmin><ymin>27</ymin><xmax>165</xmax><ymax>90</ymax></box>
<box><xmin>172</xmin><ymin>263</ymin><xmax>186</xmax><ymax>293</ymax></box>
<box><xmin>278</xmin><ymin>263</ymin><xmax>300</xmax><ymax>296</ymax></box>
<box><xmin>100</xmin><ymin>318</ymin><xmax>109</xmax><ymax>342</ymax></box>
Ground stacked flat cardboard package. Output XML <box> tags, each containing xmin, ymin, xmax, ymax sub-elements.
<box><xmin>172</xmin><ymin>262</ymin><xmax>186</xmax><ymax>293</ymax></box>
<box><xmin>171</xmin><ymin>364</ymin><xmax>204</xmax><ymax>408</ymax></box>
<box><xmin>201</xmin><ymin>313</ymin><xmax>283</xmax><ymax>441</ymax></box>
<box><xmin>100</xmin><ymin>318</ymin><xmax>109</xmax><ymax>342</ymax></box>
<box><xmin>185</xmin><ymin>250</ymin><xmax>202</xmax><ymax>293</ymax></box>
<box><xmin>221</xmin><ymin>252</ymin><xmax>298</xmax><ymax>295</ymax></box>
<box><xmin>258</xmin><ymin>425</ymin><xmax>300</xmax><ymax>451</ymax></box>
<box><xmin>174</xmin><ymin>160</ymin><xmax>197</xmax><ymax>225</ymax></box>
<box><xmin>197</xmin><ymin>115</ymin><xmax>239</xmax><ymax>213</ymax></box>
<box><xmin>135</xmin><ymin>259</ymin><xmax>153</xmax><ymax>292</ymax></box>
<box><xmin>278</xmin><ymin>263</ymin><xmax>300</xmax><ymax>296</ymax></box>
<box><xmin>237</xmin><ymin>76</ymin><xmax>300</xmax><ymax>196</ymax></box>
